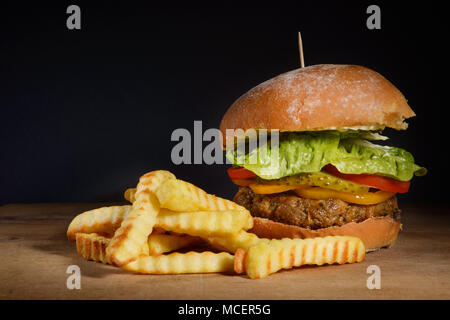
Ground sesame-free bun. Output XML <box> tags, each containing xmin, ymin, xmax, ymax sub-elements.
<box><xmin>249</xmin><ymin>215</ymin><xmax>401</xmax><ymax>252</ymax></box>
<box><xmin>220</xmin><ymin>64</ymin><xmax>415</xmax><ymax>145</ymax></box>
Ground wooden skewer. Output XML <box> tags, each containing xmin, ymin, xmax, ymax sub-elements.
<box><xmin>298</xmin><ymin>31</ymin><xmax>305</xmax><ymax>68</ymax></box>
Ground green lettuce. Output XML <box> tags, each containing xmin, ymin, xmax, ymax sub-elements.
<box><xmin>226</xmin><ymin>131</ymin><xmax>426</xmax><ymax>181</ymax></box>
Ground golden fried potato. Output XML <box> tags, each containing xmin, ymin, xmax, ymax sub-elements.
<box><xmin>76</xmin><ymin>233</ymin><xmax>111</xmax><ymax>264</ymax></box>
<box><xmin>234</xmin><ymin>236</ymin><xmax>365</xmax><ymax>279</ymax></box>
<box><xmin>124</xmin><ymin>188</ymin><xmax>136</xmax><ymax>203</ymax></box>
<box><xmin>155</xmin><ymin>179</ymin><xmax>246</xmax><ymax>212</ymax></box>
<box><xmin>68</xmin><ymin>205</ymin><xmax>252</xmax><ymax>242</ymax></box>
<box><xmin>152</xmin><ymin>227</ymin><xmax>167</xmax><ymax>235</ymax></box>
<box><xmin>123</xmin><ymin>251</ymin><xmax>234</xmax><ymax>274</ymax></box>
<box><xmin>76</xmin><ymin>232</ymin><xmax>203</xmax><ymax>264</ymax></box>
<box><xmin>207</xmin><ymin>230</ymin><xmax>269</xmax><ymax>253</ymax></box>
<box><xmin>147</xmin><ymin>234</ymin><xmax>204</xmax><ymax>255</ymax></box>
<box><xmin>106</xmin><ymin>170</ymin><xmax>175</xmax><ymax>267</ymax></box>
<box><xmin>67</xmin><ymin>205</ymin><xmax>131</xmax><ymax>241</ymax></box>
<box><xmin>156</xmin><ymin>209</ymin><xmax>253</xmax><ymax>237</ymax></box>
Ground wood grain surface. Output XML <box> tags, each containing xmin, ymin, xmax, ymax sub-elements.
<box><xmin>0</xmin><ymin>203</ymin><xmax>449</xmax><ymax>300</ymax></box>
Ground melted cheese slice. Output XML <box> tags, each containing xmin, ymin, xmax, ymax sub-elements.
<box><xmin>247</xmin><ymin>184</ymin><xmax>395</xmax><ymax>205</ymax></box>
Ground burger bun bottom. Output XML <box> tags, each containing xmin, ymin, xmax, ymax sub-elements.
<box><xmin>249</xmin><ymin>215</ymin><xmax>401</xmax><ymax>252</ymax></box>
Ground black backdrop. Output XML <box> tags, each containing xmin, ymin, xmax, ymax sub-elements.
<box><xmin>0</xmin><ymin>1</ymin><xmax>447</xmax><ymax>205</ymax></box>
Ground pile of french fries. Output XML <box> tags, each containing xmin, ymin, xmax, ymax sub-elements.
<box><xmin>67</xmin><ymin>170</ymin><xmax>366</xmax><ymax>279</ymax></box>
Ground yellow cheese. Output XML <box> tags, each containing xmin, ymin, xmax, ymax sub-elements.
<box><xmin>294</xmin><ymin>187</ymin><xmax>395</xmax><ymax>205</ymax></box>
<box><xmin>249</xmin><ymin>184</ymin><xmax>307</xmax><ymax>194</ymax></box>
<box><xmin>247</xmin><ymin>183</ymin><xmax>395</xmax><ymax>205</ymax></box>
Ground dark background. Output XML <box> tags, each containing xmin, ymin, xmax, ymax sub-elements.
<box><xmin>0</xmin><ymin>1</ymin><xmax>447</xmax><ymax>205</ymax></box>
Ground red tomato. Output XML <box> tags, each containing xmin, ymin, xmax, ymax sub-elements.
<box><xmin>323</xmin><ymin>165</ymin><xmax>410</xmax><ymax>193</ymax></box>
<box><xmin>227</xmin><ymin>167</ymin><xmax>257</xmax><ymax>180</ymax></box>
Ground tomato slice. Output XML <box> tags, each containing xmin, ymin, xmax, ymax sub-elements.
<box><xmin>227</xmin><ymin>167</ymin><xmax>257</xmax><ymax>180</ymax></box>
<box><xmin>323</xmin><ymin>165</ymin><xmax>410</xmax><ymax>193</ymax></box>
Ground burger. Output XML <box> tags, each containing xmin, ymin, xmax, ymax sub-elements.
<box><xmin>220</xmin><ymin>64</ymin><xmax>426</xmax><ymax>251</ymax></box>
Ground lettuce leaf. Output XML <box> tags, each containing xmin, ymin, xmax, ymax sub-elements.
<box><xmin>226</xmin><ymin>131</ymin><xmax>426</xmax><ymax>181</ymax></box>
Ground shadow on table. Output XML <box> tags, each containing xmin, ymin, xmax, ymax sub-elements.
<box><xmin>29</xmin><ymin>240</ymin><xmax>129</xmax><ymax>278</ymax></box>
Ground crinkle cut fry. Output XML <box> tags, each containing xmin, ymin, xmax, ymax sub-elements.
<box><xmin>155</xmin><ymin>179</ymin><xmax>247</xmax><ymax>212</ymax></box>
<box><xmin>123</xmin><ymin>251</ymin><xmax>235</xmax><ymax>274</ymax></box>
<box><xmin>67</xmin><ymin>206</ymin><xmax>252</xmax><ymax>242</ymax></box>
<box><xmin>156</xmin><ymin>209</ymin><xmax>253</xmax><ymax>237</ymax></box>
<box><xmin>234</xmin><ymin>236</ymin><xmax>366</xmax><ymax>279</ymax></box>
<box><xmin>76</xmin><ymin>233</ymin><xmax>111</xmax><ymax>264</ymax></box>
<box><xmin>124</xmin><ymin>188</ymin><xmax>136</xmax><ymax>203</ymax></box>
<box><xmin>126</xmin><ymin>180</ymin><xmax>248</xmax><ymax>212</ymax></box>
<box><xmin>78</xmin><ymin>234</ymin><xmax>234</xmax><ymax>274</ymax></box>
<box><xmin>207</xmin><ymin>230</ymin><xmax>270</xmax><ymax>253</ymax></box>
<box><xmin>147</xmin><ymin>234</ymin><xmax>204</xmax><ymax>255</ymax></box>
<box><xmin>106</xmin><ymin>170</ymin><xmax>176</xmax><ymax>267</ymax></box>
<box><xmin>67</xmin><ymin>205</ymin><xmax>132</xmax><ymax>241</ymax></box>
<box><xmin>75</xmin><ymin>232</ymin><xmax>202</xmax><ymax>264</ymax></box>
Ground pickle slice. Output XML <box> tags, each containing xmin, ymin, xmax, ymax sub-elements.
<box><xmin>255</xmin><ymin>172</ymin><xmax>369</xmax><ymax>193</ymax></box>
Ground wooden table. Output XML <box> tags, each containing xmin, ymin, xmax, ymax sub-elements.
<box><xmin>1</xmin><ymin>203</ymin><xmax>449</xmax><ymax>300</ymax></box>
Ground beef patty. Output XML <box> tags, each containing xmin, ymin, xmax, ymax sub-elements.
<box><xmin>234</xmin><ymin>187</ymin><xmax>401</xmax><ymax>229</ymax></box>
